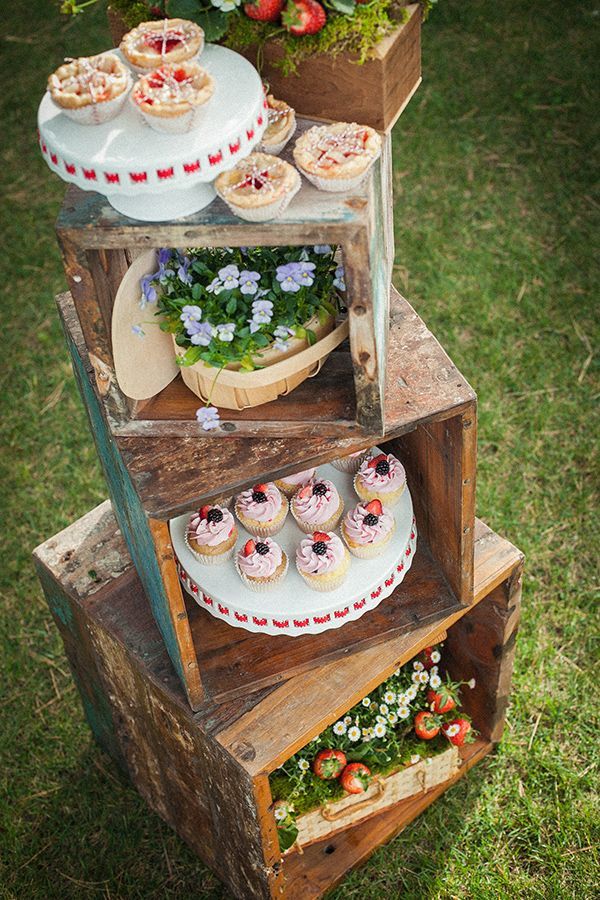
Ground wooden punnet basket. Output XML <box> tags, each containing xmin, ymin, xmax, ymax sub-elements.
<box><xmin>292</xmin><ymin>745</ymin><xmax>460</xmax><ymax>849</ymax></box>
<box><xmin>174</xmin><ymin>317</ymin><xmax>349</xmax><ymax>410</ymax></box>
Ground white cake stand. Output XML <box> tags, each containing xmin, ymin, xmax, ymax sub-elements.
<box><xmin>170</xmin><ymin>463</ymin><xmax>418</xmax><ymax>637</ymax></box>
<box><xmin>37</xmin><ymin>45</ymin><xmax>268</xmax><ymax>221</ymax></box>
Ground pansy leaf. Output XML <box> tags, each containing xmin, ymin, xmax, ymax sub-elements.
<box><xmin>226</xmin><ymin>297</ymin><xmax>237</xmax><ymax>315</ymax></box>
<box><xmin>191</xmin><ymin>283</ymin><xmax>202</xmax><ymax>300</ymax></box>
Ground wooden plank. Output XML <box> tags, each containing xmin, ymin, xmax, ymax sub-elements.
<box><xmin>282</xmin><ymin>739</ymin><xmax>491</xmax><ymax>900</ymax></box>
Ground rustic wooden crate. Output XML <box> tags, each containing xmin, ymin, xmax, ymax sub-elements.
<box><xmin>55</xmin><ymin>117</ymin><xmax>393</xmax><ymax>437</ymax></box>
<box><xmin>239</xmin><ymin>3</ymin><xmax>422</xmax><ymax>132</ymax></box>
<box><xmin>56</xmin><ymin>287</ymin><xmax>476</xmax><ymax>710</ymax></box>
<box><xmin>33</xmin><ymin>504</ymin><xmax>522</xmax><ymax>900</ymax></box>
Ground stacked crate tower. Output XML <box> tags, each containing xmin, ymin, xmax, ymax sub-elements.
<box><xmin>34</xmin><ymin>13</ymin><xmax>523</xmax><ymax>898</ymax></box>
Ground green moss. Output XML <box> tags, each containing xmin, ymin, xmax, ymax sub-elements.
<box><xmin>224</xmin><ymin>2</ymin><xmax>409</xmax><ymax>76</ymax></box>
<box><xmin>109</xmin><ymin>0</ymin><xmax>151</xmax><ymax>29</ymax></box>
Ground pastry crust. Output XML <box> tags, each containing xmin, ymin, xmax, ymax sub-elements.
<box><xmin>215</xmin><ymin>153</ymin><xmax>298</xmax><ymax>210</ymax></box>
<box><xmin>120</xmin><ymin>18</ymin><xmax>204</xmax><ymax>70</ymax></box>
<box><xmin>262</xmin><ymin>95</ymin><xmax>295</xmax><ymax>146</ymax></box>
<box><xmin>48</xmin><ymin>53</ymin><xmax>130</xmax><ymax>109</ymax></box>
<box><xmin>294</xmin><ymin>122</ymin><xmax>382</xmax><ymax>181</ymax></box>
<box><xmin>132</xmin><ymin>62</ymin><xmax>214</xmax><ymax>119</ymax></box>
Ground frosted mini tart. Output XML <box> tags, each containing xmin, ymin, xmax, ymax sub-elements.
<box><xmin>47</xmin><ymin>53</ymin><xmax>132</xmax><ymax>125</ymax></box>
<box><xmin>341</xmin><ymin>499</ymin><xmax>395</xmax><ymax>560</ymax></box>
<box><xmin>215</xmin><ymin>152</ymin><xmax>301</xmax><ymax>222</ymax></box>
<box><xmin>258</xmin><ymin>95</ymin><xmax>296</xmax><ymax>155</ymax></box>
<box><xmin>293</xmin><ymin>122</ymin><xmax>382</xmax><ymax>192</ymax></box>
<box><xmin>354</xmin><ymin>451</ymin><xmax>406</xmax><ymax>507</ymax></box>
<box><xmin>291</xmin><ymin>479</ymin><xmax>344</xmax><ymax>534</ymax></box>
<box><xmin>120</xmin><ymin>18</ymin><xmax>204</xmax><ymax>73</ymax></box>
<box><xmin>235</xmin><ymin>482</ymin><xmax>289</xmax><ymax>537</ymax></box>
<box><xmin>184</xmin><ymin>504</ymin><xmax>237</xmax><ymax>565</ymax></box>
<box><xmin>132</xmin><ymin>62</ymin><xmax>214</xmax><ymax>134</ymax></box>
<box><xmin>235</xmin><ymin>537</ymin><xmax>288</xmax><ymax>592</ymax></box>
<box><xmin>296</xmin><ymin>532</ymin><xmax>351</xmax><ymax>593</ymax></box>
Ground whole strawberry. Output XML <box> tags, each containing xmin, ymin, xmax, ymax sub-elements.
<box><xmin>427</xmin><ymin>683</ymin><xmax>457</xmax><ymax>715</ymax></box>
<box><xmin>312</xmin><ymin>748</ymin><xmax>346</xmax><ymax>779</ymax></box>
<box><xmin>340</xmin><ymin>762</ymin><xmax>371</xmax><ymax>794</ymax></box>
<box><xmin>442</xmin><ymin>717</ymin><xmax>473</xmax><ymax>747</ymax></box>
<box><xmin>244</xmin><ymin>0</ymin><xmax>285</xmax><ymax>22</ymax></box>
<box><xmin>414</xmin><ymin>710</ymin><xmax>441</xmax><ymax>740</ymax></box>
<box><xmin>282</xmin><ymin>0</ymin><xmax>326</xmax><ymax>36</ymax></box>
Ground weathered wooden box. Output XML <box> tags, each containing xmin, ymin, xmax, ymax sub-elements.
<box><xmin>55</xmin><ymin>116</ymin><xmax>394</xmax><ymax>437</ymax></box>
<box><xmin>33</xmin><ymin>503</ymin><xmax>522</xmax><ymax>899</ymax></box>
<box><xmin>239</xmin><ymin>4</ymin><xmax>422</xmax><ymax>132</ymax></box>
<box><xmin>57</xmin><ymin>287</ymin><xmax>477</xmax><ymax>710</ymax></box>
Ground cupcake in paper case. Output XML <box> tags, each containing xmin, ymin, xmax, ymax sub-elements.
<box><xmin>47</xmin><ymin>53</ymin><xmax>132</xmax><ymax>125</ymax></box>
<box><xmin>275</xmin><ymin>467</ymin><xmax>318</xmax><ymax>498</ymax></box>
<box><xmin>341</xmin><ymin>499</ymin><xmax>395</xmax><ymax>560</ymax></box>
<box><xmin>235</xmin><ymin>537</ymin><xmax>288</xmax><ymax>592</ymax></box>
<box><xmin>185</xmin><ymin>504</ymin><xmax>237</xmax><ymax>565</ymax></box>
<box><xmin>235</xmin><ymin>482</ymin><xmax>289</xmax><ymax>537</ymax></box>
<box><xmin>296</xmin><ymin>532</ymin><xmax>351</xmax><ymax>593</ymax></box>
<box><xmin>258</xmin><ymin>95</ymin><xmax>296</xmax><ymax>156</ymax></box>
<box><xmin>120</xmin><ymin>18</ymin><xmax>204</xmax><ymax>74</ymax></box>
<box><xmin>293</xmin><ymin>122</ymin><xmax>382</xmax><ymax>193</ymax></box>
<box><xmin>215</xmin><ymin>153</ymin><xmax>301</xmax><ymax>222</ymax></box>
<box><xmin>132</xmin><ymin>62</ymin><xmax>214</xmax><ymax>135</ymax></box>
<box><xmin>354</xmin><ymin>452</ymin><xmax>406</xmax><ymax>507</ymax></box>
<box><xmin>331</xmin><ymin>448</ymin><xmax>372</xmax><ymax>475</ymax></box>
<box><xmin>291</xmin><ymin>479</ymin><xmax>344</xmax><ymax>534</ymax></box>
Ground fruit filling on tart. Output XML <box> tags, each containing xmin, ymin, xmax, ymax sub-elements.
<box><xmin>48</xmin><ymin>54</ymin><xmax>129</xmax><ymax>107</ymax></box>
<box><xmin>120</xmin><ymin>18</ymin><xmax>204</xmax><ymax>69</ymax></box>
<box><xmin>133</xmin><ymin>62</ymin><xmax>213</xmax><ymax>112</ymax></box>
<box><xmin>216</xmin><ymin>153</ymin><xmax>299</xmax><ymax>208</ymax></box>
<box><xmin>294</xmin><ymin>122</ymin><xmax>382</xmax><ymax>177</ymax></box>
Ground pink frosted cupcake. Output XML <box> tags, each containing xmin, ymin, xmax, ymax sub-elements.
<box><xmin>185</xmin><ymin>504</ymin><xmax>237</xmax><ymax>565</ymax></box>
<box><xmin>275</xmin><ymin>467</ymin><xmax>317</xmax><ymax>498</ymax></box>
<box><xmin>235</xmin><ymin>537</ymin><xmax>288</xmax><ymax>592</ymax></box>
<box><xmin>296</xmin><ymin>531</ymin><xmax>350</xmax><ymax>592</ymax></box>
<box><xmin>291</xmin><ymin>479</ymin><xmax>344</xmax><ymax>534</ymax></box>
<box><xmin>354</xmin><ymin>452</ymin><xmax>406</xmax><ymax>507</ymax></box>
<box><xmin>341</xmin><ymin>499</ymin><xmax>395</xmax><ymax>559</ymax></box>
<box><xmin>331</xmin><ymin>449</ymin><xmax>372</xmax><ymax>475</ymax></box>
<box><xmin>235</xmin><ymin>482</ymin><xmax>288</xmax><ymax>537</ymax></box>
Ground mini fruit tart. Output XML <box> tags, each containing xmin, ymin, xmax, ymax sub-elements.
<box><xmin>215</xmin><ymin>152</ymin><xmax>301</xmax><ymax>222</ymax></box>
<box><xmin>293</xmin><ymin>122</ymin><xmax>382</xmax><ymax>192</ymax></box>
<box><xmin>47</xmin><ymin>53</ymin><xmax>132</xmax><ymax>126</ymax></box>
<box><xmin>341</xmin><ymin>499</ymin><xmax>396</xmax><ymax>559</ymax></box>
<box><xmin>120</xmin><ymin>18</ymin><xmax>204</xmax><ymax>74</ymax></box>
<box><xmin>132</xmin><ymin>62</ymin><xmax>214</xmax><ymax>135</ymax></box>
<box><xmin>235</xmin><ymin>537</ymin><xmax>288</xmax><ymax>593</ymax></box>
<box><xmin>258</xmin><ymin>94</ymin><xmax>296</xmax><ymax>156</ymax></box>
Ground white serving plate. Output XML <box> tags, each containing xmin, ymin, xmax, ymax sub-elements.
<box><xmin>170</xmin><ymin>462</ymin><xmax>417</xmax><ymax>637</ymax></box>
<box><xmin>38</xmin><ymin>45</ymin><xmax>267</xmax><ymax>220</ymax></box>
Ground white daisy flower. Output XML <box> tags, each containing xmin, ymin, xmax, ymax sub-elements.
<box><xmin>430</xmin><ymin>665</ymin><xmax>439</xmax><ymax>676</ymax></box>
<box><xmin>388</xmin><ymin>712</ymin><xmax>398</xmax><ymax>725</ymax></box>
<box><xmin>410</xmin><ymin>754</ymin><xmax>421</xmax><ymax>765</ymax></box>
<box><xmin>344</xmin><ymin>715</ymin><xmax>352</xmax><ymax>725</ymax></box>
<box><xmin>376</xmin><ymin>715</ymin><xmax>386</xmax><ymax>725</ymax></box>
<box><xmin>384</xmin><ymin>691</ymin><xmax>396</xmax><ymax>704</ymax></box>
<box><xmin>445</xmin><ymin>724</ymin><xmax>460</xmax><ymax>737</ymax></box>
<box><xmin>362</xmin><ymin>697</ymin><xmax>371</xmax><ymax>708</ymax></box>
<box><xmin>333</xmin><ymin>721</ymin><xmax>347</xmax><ymax>736</ymax></box>
<box><xmin>379</xmin><ymin>704</ymin><xmax>389</xmax><ymax>715</ymax></box>
<box><xmin>348</xmin><ymin>726</ymin><xmax>361</xmax><ymax>742</ymax></box>
<box><xmin>468</xmin><ymin>678</ymin><xmax>476</xmax><ymax>689</ymax></box>
<box><xmin>398</xmin><ymin>705</ymin><xmax>410</xmax><ymax>719</ymax></box>
<box><xmin>431</xmin><ymin>650</ymin><xmax>441</xmax><ymax>664</ymax></box>
<box><xmin>411</xmin><ymin>672</ymin><xmax>421</xmax><ymax>684</ymax></box>
<box><xmin>397</xmin><ymin>693</ymin><xmax>409</xmax><ymax>706</ymax></box>
<box><xmin>429</xmin><ymin>674</ymin><xmax>442</xmax><ymax>689</ymax></box>
<box><xmin>362</xmin><ymin>727</ymin><xmax>373</xmax><ymax>740</ymax></box>
<box><xmin>413</xmin><ymin>660</ymin><xmax>424</xmax><ymax>672</ymax></box>
<box><xmin>374</xmin><ymin>722</ymin><xmax>387</xmax><ymax>738</ymax></box>
<box><xmin>274</xmin><ymin>807</ymin><xmax>287</xmax><ymax>822</ymax></box>
<box><xmin>298</xmin><ymin>759</ymin><xmax>310</xmax><ymax>771</ymax></box>
<box><xmin>418</xmin><ymin>671</ymin><xmax>429</xmax><ymax>684</ymax></box>
<box><xmin>407</xmin><ymin>685</ymin><xmax>418</xmax><ymax>700</ymax></box>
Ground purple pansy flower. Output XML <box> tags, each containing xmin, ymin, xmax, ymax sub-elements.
<box><xmin>294</xmin><ymin>261</ymin><xmax>316</xmax><ymax>287</ymax></box>
<box><xmin>180</xmin><ymin>305</ymin><xmax>202</xmax><ymax>328</ymax></box>
<box><xmin>157</xmin><ymin>248</ymin><xmax>174</xmax><ymax>282</ymax></box>
<box><xmin>313</xmin><ymin>245</ymin><xmax>332</xmax><ymax>254</ymax></box>
<box><xmin>333</xmin><ymin>264</ymin><xmax>346</xmax><ymax>291</ymax></box>
<box><xmin>140</xmin><ymin>275</ymin><xmax>158</xmax><ymax>307</ymax></box>
<box><xmin>196</xmin><ymin>405</ymin><xmax>220</xmax><ymax>431</ymax></box>
<box><xmin>131</xmin><ymin>324</ymin><xmax>145</xmax><ymax>338</ymax></box>
<box><xmin>177</xmin><ymin>255</ymin><xmax>193</xmax><ymax>285</ymax></box>
<box><xmin>206</xmin><ymin>276</ymin><xmax>223</xmax><ymax>294</ymax></box>
<box><xmin>190</xmin><ymin>322</ymin><xmax>215</xmax><ymax>346</ymax></box>
<box><xmin>239</xmin><ymin>270</ymin><xmax>261</xmax><ymax>295</ymax></box>
<box><xmin>218</xmin><ymin>265</ymin><xmax>240</xmax><ymax>290</ymax></box>
<box><xmin>216</xmin><ymin>323</ymin><xmax>236</xmax><ymax>342</ymax></box>
<box><xmin>249</xmin><ymin>299</ymin><xmax>273</xmax><ymax>333</ymax></box>
<box><xmin>276</xmin><ymin>262</ymin><xmax>302</xmax><ymax>293</ymax></box>
<box><xmin>273</xmin><ymin>324</ymin><xmax>294</xmax><ymax>351</ymax></box>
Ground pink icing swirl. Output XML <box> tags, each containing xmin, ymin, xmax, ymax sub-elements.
<box><xmin>343</xmin><ymin>502</ymin><xmax>394</xmax><ymax>545</ymax></box>
<box><xmin>188</xmin><ymin>506</ymin><xmax>235</xmax><ymax>547</ymax></box>
<box><xmin>296</xmin><ymin>532</ymin><xmax>346</xmax><ymax>575</ymax></box>
<box><xmin>280</xmin><ymin>467</ymin><xmax>316</xmax><ymax>487</ymax></box>
<box><xmin>236</xmin><ymin>483</ymin><xmax>282</xmax><ymax>522</ymax></box>
<box><xmin>357</xmin><ymin>453</ymin><xmax>405</xmax><ymax>493</ymax></box>
<box><xmin>293</xmin><ymin>479</ymin><xmax>340</xmax><ymax>524</ymax></box>
<box><xmin>237</xmin><ymin>538</ymin><xmax>283</xmax><ymax>578</ymax></box>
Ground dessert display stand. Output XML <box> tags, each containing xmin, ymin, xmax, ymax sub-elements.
<box><xmin>34</xmin><ymin>503</ymin><xmax>523</xmax><ymax>900</ymax></box>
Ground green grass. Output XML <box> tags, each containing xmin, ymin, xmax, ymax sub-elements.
<box><xmin>1</xmin><ymin>0</ymin><xmax>598</xmax><ymax>896</ymax></box>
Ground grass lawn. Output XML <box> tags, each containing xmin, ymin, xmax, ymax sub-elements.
<box><xmin>1</xmin><ymin>0</ymin><xmax>598</xmax><ymax>896</ymax></box>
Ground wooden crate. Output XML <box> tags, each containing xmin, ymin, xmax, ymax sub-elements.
<box><xmin>33</xmin><ymin>504</ymin><xmax>523</xmax><ymax>900</ymax></box>
<box><xmin>55</xmin><ymin>117</ymin><xmax>393</xmax><ymax>437</ymax></box>
<box><xmin>56</xmin><ymin>287</ymin><xmax>476</xmax><ymax>710</ymax></box>
<box><xmin>239</xmin><ymin>4</ymin><xmax>422</xmax><ymax>132</ymax></box>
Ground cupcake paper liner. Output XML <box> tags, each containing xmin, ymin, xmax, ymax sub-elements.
<box><xmin>184</xmin><ymin>531</ymin><xmax>237</xmax><ymax>566</ymax></box>
<box><xmin>330</xmin><ymin>451</ymin><xmax>371</xmax><ymax>475</ymax></box>
<box><xmin>297</xmin><ymin>151</ymin><xmax>381</xmax><ymax>194</ymax></box>
<box><xmin>53</xmin><ymin>77</ymin><xmax>132</xmax><ymax>126</ymax></box>
<box><xmin>135</xmin><ymin>96</ymin><xmax>211</xmax><ymax>135</ymax></box>
<box><xmin>220</xmin><ymin>169</ymin><xmax>301</xmax><ymax>223</ymax></box>
<box><xmin>291</xmin><ymin>497</ymin><xmax>344</xmax><ymax>534</ymax></box>
<box><xmin>234</xmin><ymin>553</ymin><xmax>289</xmax><ymax>593</ymax></box>
<box><xmin>258</xmin><ymin>119</ymin><xmax>297</xmax><ymax>157</ymax></box>
<box><xmin>296</xmin><ymin>551</ymin><xmax>351</xmax><ymax>593</ymax></box>
<box><xmin>341</xmin><ymin>524</ymin><xmax>395</xmax><ymax>560</ymax></box>
<box><xmin>235</xmin><ymin>495</ymin><xmax>289</xmax><ymax>538</ymax></box>
<box><xmin>353</xmin><ymin>475</ymin><xmax>406</xmax><ymax>508</ymax></box>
